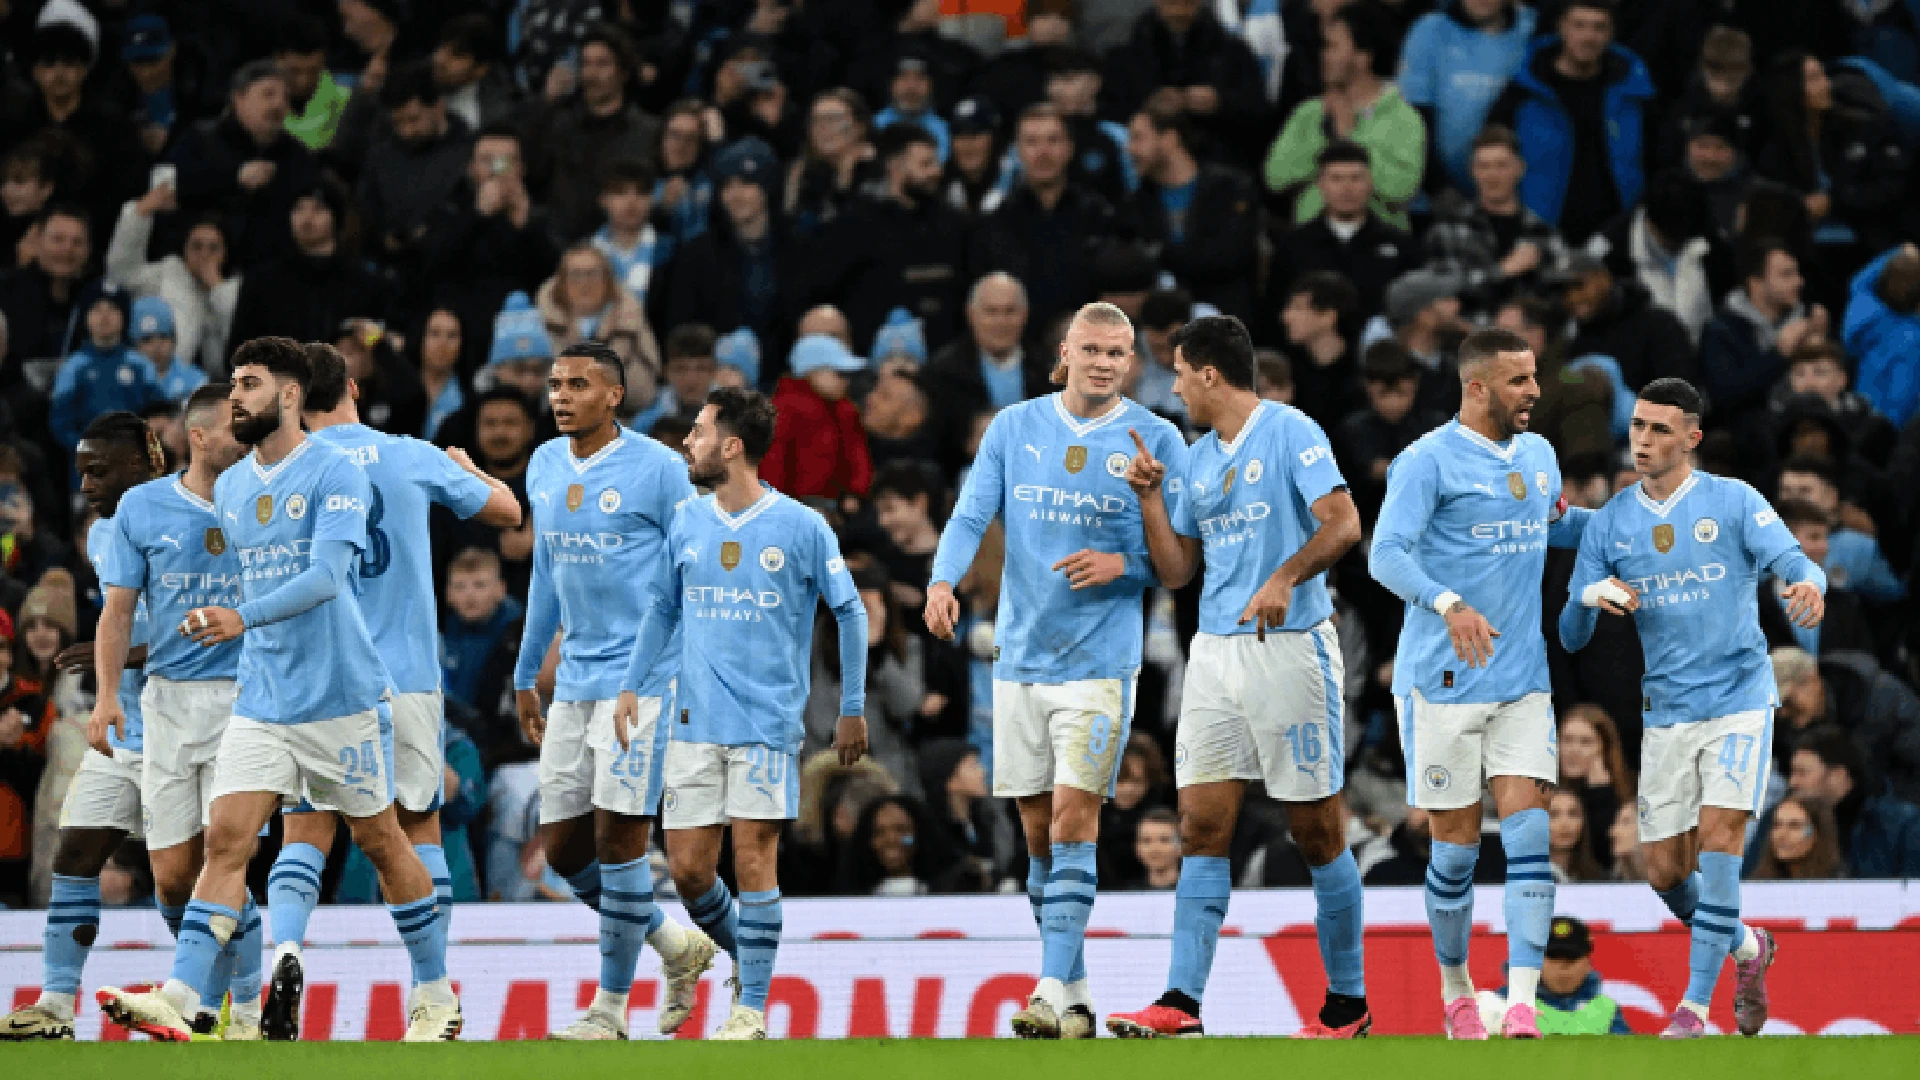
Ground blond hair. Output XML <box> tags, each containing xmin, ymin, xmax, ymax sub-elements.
<box><xmin>1050</xmin><ymin>301</ymin><xmax>1136</xmax><ymax>385</ymax></box>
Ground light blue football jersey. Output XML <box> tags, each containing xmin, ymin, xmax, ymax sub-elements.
<box><xmin>214</xmin><ymin>438</ymin><xmax>391</xmax><ymax>723</ymax></box>
<box><xmin>313</xmin><ymin>424</ymin><xmax>492</xmax><ymax>695</ymax></box>
<box><xmin>631</xmin><ymin>486</ymin><xmax>864</xmax><ymax>752</ymax></box>
<box><xmin>1171</xmin><ymin>401</ymin><xmax>1347</xmax><ymax>636</ymax></box>
<box><xmin>1560</xmin><ymin>471</ymin><xmax>1821</xmax><ymax>729</ymax></box>
<box><xmin>514</xmin><ymin>429</ymin><xmax>695</xmax><ymax>702</ymax></box>
<box><xmin>86</xmin><ymin>515</ymin><xmax>148</xmax><ymax>753</ymax></box>
<box><xmin>1370</xmin><ymin>419</ymin><xmax>1589</xmax><ymax>704</ymax></box>
<box><xmin>929</xmin><ymin>393</ymin><xmax>1187</xmax><ymax>682</ymax></box>
<box><xmin>95</xmin><ymin>475</ymin><xmax>242</xmax><ymax>683</ymax></box>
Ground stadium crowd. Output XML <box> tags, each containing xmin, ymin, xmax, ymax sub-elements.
<box><xmin>0</xmin><ymin>0</ymin><xmax>1918</xmax><ymax>911</ymax></box>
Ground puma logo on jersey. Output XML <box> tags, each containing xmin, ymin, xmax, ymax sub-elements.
<box><xmin>1472</xmin><ymin>483</ymin><xmax>1498</xmax><ymax>497</ymax></box>
<box><xmin>1025</xmin><ymin>444</ymin><xmax>1045</xmax><ymax>462</ymax></box>
<box><xmin>157</xmin><ymin>534</ymin><xmax>182</xmax><ymax>550</ymax></box>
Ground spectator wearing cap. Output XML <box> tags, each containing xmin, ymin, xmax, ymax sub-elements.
<box><xmin>165</xmin><ymin>59</ymin><xmax>322</xmax><ymax>272</ymax></box>
<box><xmin>764</xmin><ymin>334</ymin><xmax>874</xmax><ymax>503</ymax></box>
<box><xmin>1099</xmin><ymin>0</ymin><xmax>1272</xmax><ymax>167</ymax></box>
<box><xmin>229</xmin><ymin>181</ymin><xmax>383</xmax><ymax>348</ymax></box>
<box><xmin>1676</xmin><ymin>105</ymin><xmax>1753</xmax><ymax>244</ymax></box>
<box><xmin>875</xmin><ymin>55</ymin><xmax>953</xmax><ymax>163</ymax></box>
<box><xmin>922</xmin><ymin>273</ymin><xmax>1047</xmax><ymax>478</ymax></box>
<box><xmin>663</xmin><ymin>137</ymin><xmax>798</xmax><ymax>378</ymax></box>
<box><xmin>1380</xmin><ymin>268</ymin><xmax>1470</xmax><ymax>406</ymax></box>
<box><xmin>524</xmin><ymin>24</ymin><xmax>661</xmax><ymax>243</ymax></box>
<box><xmin>129</xmin><ymin>295</ymin><xmax>206</xmax><ymax>402</ymax></box>
<box><xmin>807</xmin><ymin>125</ymin><xmax>970</xmax><ymax>355</ymax></box>
<box><xmin>1268</xmin><ymin>141</ymin><xmax>1417</xmax><ymax>326</ymax></box>
<box><xmin>358</xmin><ymin>61</ymin><xmax>476</xmax><ymax>280</ymax></box>
<box><xmin>1551</xmin><ymin>250</ymin><xmax>1697</xmax><ymax>393</ymax></box>
<box><xmin>1590</xmin><ymin>169</ymin><xmax>1727</xmax><ymax>345</ymax></box>
<box><xmin>118</xmin><ymin>14</ymin><xmax>218</xmax><ymax>158</ymax></box>
<box><xmin>1773</xmin><ymin>723</ymin><xmax>1920</xmax><ymax>878</ymax></box>
<box><xmin>3</xmin><ymin>3</ymin><xmax>147</xmax><ymax>236</ymax></box>
<box><xmin>972</xmin><ymin>105</ymin><xmax>1120</xmax><ymax>333</ymax></box>
<box><xmin>50</xmin><ymin>282</ymin><xmax>160</xmax><ymax>450</ymax></box>
<box><xmin>1399</xmin><ymin>0</ymin><xmax>1536</xmax><ymax>196</ymax></box>
<box><xmin>432</xmin><ymin>14</ymin><xmax>520</xmax><ymax>133</ymax></box>
<box><xmin>714</xmin><ymin>327</ymin><xmax>763</xmax><ymax>388</ymax></box>
<box><xmin>872</xmin><ymin>309</ymin><xmax>929</xmax><ymax>373</ymax></box>
<box><xmin>1128</xmin><ymin>90</ymin><xmax>1260</xmax><ymax>326</ymax></box>
<box><xmin>1500</xmin><ymin>916</ymin><xmax>1633</xmax><ymax>1034</ymax></box>
<box><xmin>1266</xmin><ymin>0</ymin><xmax>1424</xmax><ymax>231</ymax></box>
<box><xmin>479</xmin><ymin>291</ymin><xmax>556</xmax><ymax>402</ymax></box>
<box><xmin>1424</xmin><ymin>126</ymin><xmax>1569</xmax><ymax>316</ymax></box>
<box><xmin>1842</xmin><ymin>242</ymin><xmax>1920</xmax><ymax>429</ymax></box>
<box><xmin>1488</xmin><ymin>0</ymin><xmax>1656</xmax><ymax>244</ymax></box>
<box><xmin>943</xmin><ymin>96</ymin><xmax>1006</xmax><ymax>216</ymax></box>
<box><xmin>1700</xmin><ymin>239</ymin><xmax>1826</xmax><ymax>427</ymax></box>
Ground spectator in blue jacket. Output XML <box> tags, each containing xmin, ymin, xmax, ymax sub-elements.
<box><xmin>1841</xmin><ymin>242</ymin><xmax>1920</xmax><ymax>428</ymax></box>
<box><xmin>1486</xmin><ymin>0</ymin><xmax>1654</xmax><ymax>244</ymax></box>
<box><xmin>440</xmin><ymin>546</ymin><xmax>523</xmax><ymax>712</ymax></box>
<box><xmin>1399</xmin><ymin>0</ymin><xmax>1537</xmax><ymax>196</ymax></box>
<box><xmin>49</xmin><ymin>281</ymin><xmax>159</xmax><ymax>450</ymax></box>
<box><xmin>129</xmin><ymin>295</ymin><xmax>207</xmax><ymax>402</ymax></box>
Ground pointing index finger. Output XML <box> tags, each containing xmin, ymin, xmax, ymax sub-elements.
<box><xmin>1129</xmin><ymin>427</ymin><xmax>1154</xmax><ymax>460</ymax></box>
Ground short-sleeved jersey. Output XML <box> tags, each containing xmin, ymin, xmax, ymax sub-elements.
<box><xmin>665</xmin><ymin>487</ymin><xmax>859</xmax><ymax>752</ymax></box>
<box><xmin>1569</xmin><ymin>472</ymin><xmax>1802</xmax><ymax>728</ymax></box>
<box><xmin>1374</xmin><ymin>420</ymin><xmax>1565</xmax><ymax>704</ymax></box>
<box><xmin>522</xmin><ymin>429</ymin><xmax>695</xmax><ymax>701</ymax></box>
<box><xmin>95</xmin><ymin>475</ymin><xmax>241</xmax><ymax>683</ymax></box>
<box><xmin>929</xmin><ymin>393</ymin><xmax>1187</xmax><ymax>682</ymax></box>
<box><xmin>214</xmin><ymin>438</ymin><xmax>390</xmax><ymax>723</ymax></box>
<box><xmin>312</xmin><ymin>424</ymin><xmax>492</xmax><ymax>695</ymax></box>
<box><xmin>86</xmin><ymin>515</ymin><xmax>147</xmax><ymax>753</ymax></box>
<box><xmin>1172</xmin><ymin>401</ymin><xmax>1346</xmax><ymax>636</ymax></box>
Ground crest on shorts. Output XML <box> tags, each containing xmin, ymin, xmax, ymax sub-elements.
<box><xmin>1536</xmin><ymin>470</ymin><xmax>1549</xmax><ymax>496</ymax></box>
<box><xmin>1507</xmin><ymin>472</ymin><xmax>1527</xmax><ymax>500</ymax></box>
<box><xmin>599</xmin><ymin>488</ymin><xmax>621</xmax><ymax>513</ymax></box>
<box><xmin>255</xmin><ymin>494</ymin><xmax>273</xmax><ymax>524</ymax></box>
<box><xmin>1223</xmin><ymin>466</ymin><xmax>1237</xmax><ymax>495</ymax></box>
<box><xmin>1653</xmin><ymin>523</ymin><xmax>1675</xmax><ymax>553</ymax></box>
<box><xmin>1246</xmin><ymin>459</ymin><xmax>1263</xmax><ymax>484</ymax></box>
<box><xmin>1424</xmin><ymin>765</ymin><xmax>1451</xmax><ymax>791</ymax></box>
<box><xmin>721</xmin><ymin>540</ymin><xmax>741</xmax><ymax>570</ymax></box>
<box><xmin>286</xmin><ymin>493</ymin><xmax>307</xmax><ymax>520</ymax></box>
<box><xmin>760</xmin><ymin>546</ymin><xmax>785</xmax><ymax>572</ymax></box>
<box><xmin>1105</xmin><ymin>452</ymin><xmax>1130</xmax><ymax>478</ymax></box>
<box><xmin>204</xmin><ymin>528</ymin><xmax>225</xmax><ymax>555</ymax></box>
<box><xmin>1064</xmin><ymin>445</ymin><xmax>1088</xmax><ymax>474</ymax></box>
<box><xmin>1694</xmin><ymin>517</ymin><xmax>1719</xmax><ymax>543</ymax></box>
<box><xmin>1637</xmin><ymin>795</ymin><xmax>1651</xmax><ymax>824</ymax></box>
<box><xmin>663</xmin><ymin>789</ymin><xmax>678</xmax><ymax>812</ymax></box>
<box><xmin>566</xmin><ymin>484</ymin><xmax>585</xmax><ymax>512</ymax></box>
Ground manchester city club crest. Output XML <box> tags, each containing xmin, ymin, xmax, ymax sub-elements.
<box><xmin>1245</xmin><ymin>459</ymin><xmax>1263</xmax><ymax>484</ymax></box>
<box><xmin>1536</xmin><ymin>470</ymin><xmax>1549</xmax><ymax>496</ymax></box>
<box><xmin>599</xmin><ymin>488</ymin><xmax>621</xmax><ymax>513</ymax></box>
<box><xmin>1507</xmin><ymin>472</ymin><xmax>1526</xmax><ymax>499</ymax></box>
<box><xmin>1105</xmin><ymin>452</ymin><xmax>1129</xmax><ymax>478</ymax></box>
<box><xmin>1064</xmin><ymin>445</ymin><xmax>1088</xmax><ymax>474</ymax></box>
<box><xmin>721</xmin><ymin>541</ymin><xmax>742</xmax><ymax>570</ymax></box>
<box><xmin>286</xmin><ymin>493</ymin><xmax>307</xmax><ymax>520</ymax></box>
<box><xmin>760</xmin><ymin>546</ymin><xmax>785</xmax><ymax>572</ymax></box>
<box><xmin>1425</xmin><ymin>765</ymin><xmax>1451</xmax><ymax>791</ymax></box>
<box><xmin>255</xmin><ymin>494</ymin><xmax>273</xmax><ymax>524</ymax></box>
<box><xmin>1694</xmin><ymin>518</ymin><xmax>1719</xmax><ymax>543</ymax></box>
<box><xmin>1653</xmin><ymin>523</ymin><xmax>1675</xmax><ymax>553</ymax></box>
<box><xmin>566</xmin><ymin>483</ymin><xmax>585</xmax><ymax>512</ymax></box>
<box><xmin>1223</xmin><ymin>466</ymin><xmax>1237</xmax><ymax>495</ymax></box>
<box><xmin>204</xmin><ymin>528</ymin><xmax>225</xmax><ymax>555</ymax></box>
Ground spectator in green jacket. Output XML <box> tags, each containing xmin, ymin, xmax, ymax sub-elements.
<box><xmin>1264</xmin><ymin>0</ymin><xmax>1425</xmax><ymax>229</ymax></box>
<box><xmin>1495</xmin><ymin>915</ymin><xmax>1634</xmax><ymax>1034</ymax></box>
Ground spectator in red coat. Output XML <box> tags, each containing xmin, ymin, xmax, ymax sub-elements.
<box><xmin>763</xmin><ymin>333</ymin><xmax>873</xmax><ymax>502</ymax></box>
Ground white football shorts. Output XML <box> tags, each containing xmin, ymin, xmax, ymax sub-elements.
<box><xmin>60</xmin><ymin>749</ymin><xmax>144</xmax><ymax>837</ymax></box>
<box><xmin>1175</xmin><ymin>621</ymin><xmax>1346</xmax><ymax>801</ymax></box>
<box><xmin>660</xmin><ymin>740</ymin><xmax>800</xmax><ymax>828</ymax></box>
<box><xmin>1398</xmin><ymin>690</ymin><xmax>1557</xmax><ymax>811</ymax></box>
<box><xmin>991</xmin><ymin>676</ymin><xmax>1135</xmax><ymax>799</ymax></box>
<box><xmin>386</xmin><ymin>691</ymin><xmax>446</xmax><ymax>814</ymax></box>
<box><xmin>537</xmin><ymin>694</ymin><xmax>669</xmax><ymax>824</ymax></box>
<box><xmin>214</xmin><ymin>706</ymin><xmax>394</xmax><ymax>820</ymax></box>
<box><xmin>138</xmin><ymin>676</ymin><xmax>235</xmax><ymax>849</ymax></box>
<box><xmin>1637</xmin><ymin>710</ymin><xmax>1774</xmax><ymax>842</ymax></box>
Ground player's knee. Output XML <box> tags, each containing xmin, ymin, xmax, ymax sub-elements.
<box><xmin>51</xmin><ymin>830</ymin><xmax>114</xmax><ymax>878</ymax></box>
<box><xmin>203</xmin><ymin>823</ymin><xmax>258</xmax><ymax>872</ymax></box>
<box><xmin>1178</xmin><ymin>814</ymin><xmax>1231</xmax><ymax>857</ymax></box>
<box><xmin>1291</xmin><ymin>817</ymin><xmax>1345</xmax><ymax>865</ymax></box>
<box><xmin>344</xmin><ymin>814</ymin><xmax>408</xmax><ymax>863</ymax></box>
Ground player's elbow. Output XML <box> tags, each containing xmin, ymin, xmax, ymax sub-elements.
<box><xmin>478</xmin><ymin>491</ymin><xmax>524</xmax><ymax>528</ymax></box>
<box><xmin>1324</xmin><ymin>499</ymin><xmax>1364</xmax><ymax>555</ymax></box>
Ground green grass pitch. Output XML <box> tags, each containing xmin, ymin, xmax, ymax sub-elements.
<box><xmin>12</xmin><ymin>1037</ymin><xmax>1919</xmax><ymax>1080</ymax></box>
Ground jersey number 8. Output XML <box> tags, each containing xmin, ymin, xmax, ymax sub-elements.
<box><xmin>360</xmin><ymin>486</ymin><xmax>391</xmax><ymax>579</ymax></box>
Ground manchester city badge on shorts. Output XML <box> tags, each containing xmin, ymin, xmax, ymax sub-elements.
<box><xmin>1105</xmin><ymin>451</ymin><xmax>1129</xmax><ymax>478</ymax></box>
<box><xmin>1425</xmin><ymin>765</ymin><xmax>1451</xmax><ymax>792</ymax></box>
<box><xmin>1064</xmin><ymin>446</ymin><xmax>1087</xmax><ymax>473</ymax></box>
<box><xmin>205</xmin><ymin>527</ymin><xmax>225</xmax><ymax>554</ymax></box>
<box><xmin>255</xmin><ymin>494</ymin><xmax>273</xmax><ymax>524</ymax></box>
<box><xmin>566</xmin><ymin>483</ymin><xmax>585</xmax><ymax>512</ymax></box>
<box><xmin>1653</xmin><ymin>523</ymin><xmax>1675</xmax><ymax>553</ymax></box>
<box><xmin>663</xmin><ymin>789</ymin><xmax>678</xmax><ymax>812</ymax></box>
<box><xmin>599</xmin><ymin>488</ymin><xmax>621</xmax><ymax>513</ymax></box>
<box><xmin>1507</xmin><ymin>472</ymin><xmax>1526</xmax><ymax>499</ymax></box>
<box><xmin>721</xmin><ymin>541</ymin><xmax>741</xmax><ymax>570</ymax></box>
<box><xmin>759</xmin><ymin>546</ymin><xmax>785</xmax><ymax>572</ymax></box>
<box><xmin>1694</xmin><ymin>517</ymin><xmax>1718</xmax><ymax>543</ymax></box>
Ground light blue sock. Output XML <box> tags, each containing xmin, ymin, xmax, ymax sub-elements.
<box><xmin>201</xmin><ymin>947</ymin><xmax>234</xmax><ymax>1011</ymax></box>
<box><xmin>686</xmin><ymin>878</ymin><xmax>738</xmax><ymax>960</ymax></box>
<box><xmin>1687</xmin><ymin>852</ymin><xmax>1743</xmax><ymax>1007</ymax></box>
<box><xmin>169</xmin><ymin>899</ymin><xmax>238</xmax><ymax>997</ymax></box>
<box><xmin>1424</xmin><ymin>840</ymin><xmax>1478</xmax><ymax>968</ymax></box>
<box><xmin>226</xmin><ymin>896</ymin><xmax>264</xmax><ymax>1008</ymax></box>
<box><xmin>266</xmin><ymin>842</ymin><xmax>326</xmax><ymax>947</ymax></box>
<box><xmin>415</xmin><ymin>844</ymin><xmax>453</xmax><ymax>937</ymax></box>
<box><xmin>389</xmin><ymin>895</ymin><xmax>447</xmax><ymax>985</ymax></box>
<box><xmin>736</xmin><ymin>889</ymin><xmax>783</xmax><ymax>1010</ymax></box>
<box><xmin>44</xmin><ymin>875</ymin><xmax>100</xmax><ymax>996</ymax></box>
<box><xmin>1501</xmin><ymin>809</ymin><xmax>1555</xmax><ymax>973</ymax></box>
<box><xmin>1309</xmin><ymin>850</ymin><xmax>1366</xmax><ymax>998</ymax></box>
<box><xmin>1167</xmin><ymin>855</ymin><xmax>1231</xmax><ymax>1002</ymax></box>
<box><xmin>1025</xmin><ymin>855</ymin><xmax>1087</xmax><ymax>984</ymax></box>
<box><xmin>599</xmin><ymin>858</ymin><xmax>663</xmax><ymax>993</ymax></box>
<box><xmin>563</xmin><ymin>862</ymin><xmax>602</xmax><ymax>912</ymax></box>
<box><xmin>1658</xmin><ymin>870</ymin><xmax>1753</xmax><ymax>955</ymax></box>
<box><xmin>1041</xmin><ymin>841</ymin><xmax>1097</xmax><ymax>982</ymax></box>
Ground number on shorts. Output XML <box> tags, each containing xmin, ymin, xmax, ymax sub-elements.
<box><xmin>1717</xmin><ymin>733</ymin><xmax>1756</xmax><ymax>776</ymax></box>
<box><xmin>338</xmin><ymin>739</ymin><xmax>380</xmax><ymax>784</ymax></box>
<box><xmin>744</xmin><ymin>746</ymin><xmax>786</xmax><ymax>787</ymax></box>
<box><xmin>610</xmin><ymin>743</ymin><xmax>648</xmax><ymax>779</ymax></box>
<box><xmin>1283</xmin><ymin>723</ymin><xmax>1324</xmax><ymax>768</ymax></box>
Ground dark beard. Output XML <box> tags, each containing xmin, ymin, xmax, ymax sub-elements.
<box><xmin>231</xmin><ymin>400</ymin><xmax>282</xmax><ymax>446</ymax></box>
<box><xmin>686</xmin><ymin>452</ymin><xmax>725</xmax><ymax>488</ymax></box>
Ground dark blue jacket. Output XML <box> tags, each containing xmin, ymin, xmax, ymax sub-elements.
<box><xmin>1491</xmin><ymin>37</ymin><xmax>1655</xmax><ymax>228</ymax></box>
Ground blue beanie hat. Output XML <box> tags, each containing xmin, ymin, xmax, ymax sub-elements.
<box><xmin>131</xmin><ymin>295</ymin><xmax>175</xmax><ymax>340</ymax></box>
<box><xmin>871</xmin><ymin>307</ymin><xmax>927</xmax><ymax>365</ymax></box>
<box><xmin>710</xmin><ymin>137</ymin><xmax>780</xmax><ymax>205</ymax></box>
<box><xmin>714</xmin><ymin>327</ymin><xmax>761</xmax><ymax>386</ymax></box>
<box><xmin>489</xmin><ymin>291</ymin><xmax>554</xmax><ymax>364</ymax></box>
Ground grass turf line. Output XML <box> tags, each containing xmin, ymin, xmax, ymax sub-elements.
<box><xmin>12</xmin><ymin>1037</ymin><xmax>1919</xmax><ymax>1080</ymax></box>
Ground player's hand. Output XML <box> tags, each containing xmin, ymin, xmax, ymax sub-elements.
<box><xmin>1239</xmin><ymin>574</ymin><xmax>1296</xmax><ymax>641</ymax></box>
<box><xmin>55</xmin><ymin>640</ymin><xmax>94</xmax><ymax>673</ymax></box>
<box><xmin>1053</xmin><ymin>549</ymin><xmax>1125</xmax><ymax>590</ymax></box>
<box><xmin>612</xmin><ymin>691</ymin><xmax>639</xmax><ymax>750</ymax></box>
<box><xmin>87</xmin><ymin>699</ymin><xmax>126</xmax><ymax>756</ymax></box>
<box><xmin>1594</xmin><ymin>576</ymin><xmax>1640</xmax><ymax>617</ymax></box>
<box><xmin>1125</xmin><ymin>428</ymin><xmax>1165</xmax><ymax>496</ymax></box>
<box><xmin>923</xmin><ymin>581</ymin><xmax>960</xmax><ymax>641</ymax></box>
<box><xmin>182</xmin><ymin>606</ymin><xmax>244</xmax><ymax>645</ymax></box>
<box><xmin>517</xmin><ymin>688</ymin><xmax>547</xmax><ymax>746</ymax></box>
<box><xmin>834</xmin><ymin>714</ymin><xmax>868</xmax><ymax>766</ymax></box>
<box><xmin>1443</xmin><ymin>602</ymin><xmax>1500</xmax><ymax>667</ymax></box>
<box><xmin>1782</xmin><ymin>581</ymin><xmax>1825</xmax><ymax>629</ymax></box>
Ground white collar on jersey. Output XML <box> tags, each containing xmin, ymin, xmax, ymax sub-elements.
<box><xmin>172</xmin><ymin>478</ymin><xmax>214</xmax><ymax>513</ymax></box>
<box><xmin>1216</xmin><ymin>400</ymin><xmax>1270</xmax><ymax>457</ymax></box>
<box><xmin>709</xmin><ymin>486</ymin><xmax>779</xmax><ymax>530</ymax></box>
<box><xmin>1051</xmin><ymin>392</ymin><xmax>1129</xmax><ymax>438</ymax></box>
<box><xmin>567</xmin><ymin>430</ymin><xmax>628</xmax><ymax>474</ymax></box>
<box><xmin>249</xmin><ymin>436</ymin><xmax>312</xmax><ymax>486</ymax></box>
<box><xmin>1634</xmin><ymin>470</ymin><xmax>1700</xmax><ymax>518</ymax></box>
<box><xmin>1450</xmin><ymin>419</ymin><xmax>1518</xmax><ymax>463</ymax></box>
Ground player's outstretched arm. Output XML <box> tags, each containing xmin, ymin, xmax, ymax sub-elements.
<box><xmin>1125</xmin><ymin>427</ymin><xmax>1200</xmax><ymax>588</ymax></box>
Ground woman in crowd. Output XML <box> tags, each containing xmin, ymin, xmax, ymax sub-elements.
<box><xmin>835</xmin><ymin>794</ymin><xmax>958</xmax><ymax>896</ymax></box>
<box><xmin>414</xmin><ymin>307</ymin><xmax>468</xmax><ymax>440</ymax></box>
<box><xmin>1752</xmin><ymin>794</ymin><xmax>1847</xmax><ymax>879</ymax></box>
<box><xmin>784</xmin><ymin>88</ymin><xmax>877</xmax><ymax>238</ymax></box>
<box><xmin>1548</xmin><ymin>789</ymin><xmax>1607</xmax><ymax>883</ymax></box>
<box><xmin>1558</xmin><ymin>704</ymin><xmax>1636</xmax><ymax>870</ymax></box>
<box><xmin>1608</xmin><ymin>802</ymin><xmax>1647</xmax><ymax>882</ymax></box>
<box><xmin>537</xmin><ymin>243</ymin><xmax>661</xmax><ymax>376</ymax></box>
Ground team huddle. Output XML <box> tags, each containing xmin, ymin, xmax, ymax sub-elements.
<box><xmin>2</xmin><ymin>304</ymin><xmax>1821</xmax><ymax>1044</ymax></box>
